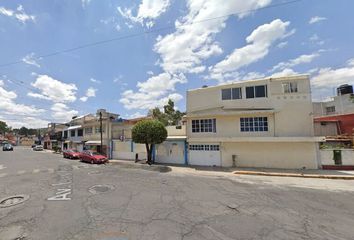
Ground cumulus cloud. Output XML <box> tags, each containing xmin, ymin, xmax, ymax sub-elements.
<box><xmin>120</xmin><ymin>0</ymin><xmax>273</xmax><ymax>110</ymax></box>
<box><xmin>118</xmin><ymin>0</ymin><xmax>171</xmax><ymax>28</ymax></box>
<box><xmin>80</xmin><ymin>87</ymin><xmax>97</xmax><ymax>102</ymax></box>
<box><xmin>311</xmin><ymin>58</ymin><xmax>354</xmax><ymax>100</ymax></box>
<box><xmin>29</xmin><ymin>75</ymin><xmax>78</xmax><ymax>103</ymax></box>
<box><xmin>120</xmin><ymin>73</ymin><xmax>185</xmax><ymax>110</ymax></box>
<box><xmin>0</xmin><ymin>80</ymin><xmax>44</xmax><ymax>117</ymax></box>
<box><xmin>209</xmin><ymin>19</ymin><xmax>293</xmax><ymax>82</ymax></box>
<box><xmin>0</xmin><ymin>5</ymin><xmax>35</xmax><ymax>23</ymax></box>
<box><xmin>309</xmin><ymin>16</ymin><xmax>327</xmax><ymax>24</ymax></box>
<box><xmin>2</xmin><ymin>117</ymin><xmax>49</xmax><ymax>129</ymax></box>
<box><xmin>270</xmin><ymin>68</ymin><xmax>298</xmax><ymax>77</ymax></box>
<box><xmin>270</xmin><ymin>52</ymin><xmax>320</xmax><ymax>72</ymax></box>
<box><xmin>51</xmin><ymin>103</ymin><xmax>79</xmax><ymax>122</ymax></box>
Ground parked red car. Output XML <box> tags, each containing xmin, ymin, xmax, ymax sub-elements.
<box><xmin>80</xmin><ymin>150</ymin><xmax>108</xmax><ymax>164</ymax></box>
<box><xmin>63</xmin><ymin>149</ymin><xmax>81</xmax><ymax>159</ymax></box>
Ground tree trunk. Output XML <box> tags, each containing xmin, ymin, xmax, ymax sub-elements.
<box><xmin>145</xmin><ymin>143</ymin><xmax>152</xmax><ymax>165</ymax></box>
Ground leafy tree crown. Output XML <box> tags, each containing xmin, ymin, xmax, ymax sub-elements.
<box><xmin>132</xmin><ymin>120</ymin><xmax>167</xmax><ymax>144</ymax></box>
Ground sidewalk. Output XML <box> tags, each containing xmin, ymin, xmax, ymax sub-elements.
<box><xmin>232</xmin><ymin>168</ymin><xmax>354</xmax><ymax>180</ymax></box>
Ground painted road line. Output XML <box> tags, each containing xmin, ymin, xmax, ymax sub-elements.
<box><xmin>0</xmin><ymin>165</ymin><xmax>6</xmax><ymax>170</ymax></box>
<box><xmin>47</xmin><ymin>168</ymin><xmax>55</xmax><ymax>173</ymax></box>
<box><xmin>17</xmin><ymin>170</ymin><xmax>26</xmax><ymax>175</ymax></box>
<box><xmin>0</xmin><ymin>173</ymin><xmax>8</xmax><ymax>178</ymax></box>
<box><xmin>47</xmin><ymin>165</ymin><xmax>73</xmax><ymax>201</ymax></box>
<box><xmin>33</xmin><ymin>169</ymin><xmax>41</xmax><ymax>173</ymax></box>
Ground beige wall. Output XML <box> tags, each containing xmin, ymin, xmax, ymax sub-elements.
<box><xmin>314</xmin><ymin>122</ymin><xmax>338</xmax><ymax>136</ymax></box>
<box><xmin>186</xmin><ymin>75</ymin><xmax>314</xmax><ymax>138</ymax></box>
<box><xmin>166</xmin><ymin>125</ymin><xmax>186</xmax><ymax>136</ymax></box>
<box><xmin>313</xmin><ymin>94</ymin><xmax>354</xmax><ymax>117</ymax></box>
<box><xmin>320</xmin><ymin>149</ymin><xmax>354</xmax><ymax>166</ymax></box>
<box><xmin>221</xmin><ymin>142</ymin><xmax>319</xmax><ymax>169</ymax></box>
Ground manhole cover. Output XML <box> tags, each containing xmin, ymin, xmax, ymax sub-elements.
<box><xmin>89</xmin><ymin>185</ymin><xmax>115</xmax><ymax>194</ymax></box>
<box><xmin>0</xmin><ymin>195</ymin><xmax>30</xmax><ymax>208</ymax></box>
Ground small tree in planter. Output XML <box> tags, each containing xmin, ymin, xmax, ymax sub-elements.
<box><xmin>132</xmin><ymin>120</ymin><xmax>167</xmax><ymax>165</ymax></box>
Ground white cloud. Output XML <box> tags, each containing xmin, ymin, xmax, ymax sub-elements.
<box><xmin>277</xmin><ymin>41</ymin><xmax>288</xmax><ymax>49</ymax></box>
<box><xmin>309</xmin><ymin>34</ymin><xmax>325</xmax><ymax>45</ymax></box>
<box><xmin>3</xmin><ymin>117</ymin><xmax>49</xmax><ymax>129</ymax></box>
<box><xmin>80</xmin><ymin>87</ymin><xmax>97</xmax><ymax>102</ymax></box>
<box><xmin>0</xmin><ymin>5</ymin><xmax>35</xmax><ymax>23</ymax></box>
<box><xmin>29</xmin><ymin>75</ymin><xmax>77</xmax><ymax>103</ymax></box>
<box><xmin>311</xmin><ymin>59</ymin><xmax>354</xmax><ymax>100</ymax></box>
<box><xmin>155</xmin><ymin>0</ymin><xmax>272</xmax><ymax>75</ymax></box>
<box><xmin>209</xmin><ymin>19</ymin><xmax>293</xmax><ymax>82</ymax></box>
<box><xmin>270</xmin><ymin>68</ymin><xmax>298</xmax><ymax>78</ymax></box>
<box><xmin>0</xmin><ymin>80</ymin><xmax>45</xmax><ymax>117</ymax></box>
<box><xmin>120</xmin><ymin>0</ymin><xmax>273</xmax><ymax>110</ymax></box>
<box><xmin>309</xmin><ymin>16</ymin><xmax>327</xmax><ymax>24</ymax></box>
<box><xmin>118</xmin><ymin>0</ymin><xmax>171</xmax><ymax>28</ymax></box>
<box><xmin>100</xmin><ymin>17</ymin><xmax>121</xmax><ymax>32</ymax></box>
<box><xmin>270</xmin><ymin>52</ymin><xmax>320</xmax><ymax>72</ymax></box>
<box><xmin>120</xmin><ymin>73</ymin><xmax>185</xmax><ymax>110</ymax></box>
<box><xmin>51</xmin><ymin>103</ymin><xmax>79</xmax><ymax>122</ymax></box>
<box><xmin>90</xmin><ymin>78</ymin><xmax>101</xmax><ymax>84</ymax></box>
<box><xmin>22</xmin><ymin>53</ymin><xmax>40</xmax><ymax>68</ymax></box>
<box><xmin>81</xmin><ymin>0</ymin><xmax>91</xmax><ymax>8</ymax></box>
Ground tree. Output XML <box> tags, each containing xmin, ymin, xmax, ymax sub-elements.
<box><xmin>0</xmin><ymin>121</ymin><xmax>10</xmax><ymax>135</ymax></box>
<box><xmin>19</xmin><ymin>127</ymin><xmax>29</xmax><ymax>136</ymax></box>
<box><xmin>150</xmin><ymin>99</ymin><xmax>185</xmax><ymax>126</ymax></box>
<box><xmin>132</xmin><ymin>120</ymin><xmax>167</xmax><ymax>165</ymax></box>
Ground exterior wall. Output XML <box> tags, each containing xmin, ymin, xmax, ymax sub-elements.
<box><xmin>187</xmin><ymin>75</ymin><xmax>314</xmax><ymax>138</ymax></box>
<box><xmin>320</xmin><ymin>149</ymin><xmax>354</xmax><ymax>166</ymax></box>
<box><xmin>313</xmin><ymin>94</ymin><xmax>354</xmax><ymax>117</ymax></box>
<box><xmin>166</xmin><ymin>125</ymin><xmax>186</xmax><ymax>136</ymax></box>
<box><xmin>314</xmin><ymin>122</ymin><xmax>338</xmax><ymax>136</ymax></box>
<box><xmin>156</xmin><ymin>141</ymin><xmax>185</xmax><ymax>164</ymax></box>
<box><xmin>185</xmin><ymin>75</ymin><xmax>319</xmax><ymax>169</ymax></box>
<box><xmin>112</xmin><ymin>140</ymin><xmax>146</xmax><ymax>161</ymax></box>
<box><xmin>221</xmin><ymin>142</ymin><xmax>319</xmax><ymax>169</ymax></box>
<box><xmin>314</xmin><ymin>113</ymin><xmax>354</xmax><ymax>135</ymax></box>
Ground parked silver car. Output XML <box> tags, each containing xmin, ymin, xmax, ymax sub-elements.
<box><xmin>33</xmin><ymin>145</ymin><xmax>44</xmax><ymax>151</ymax></box>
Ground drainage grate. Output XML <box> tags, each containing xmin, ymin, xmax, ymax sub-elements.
<box><xmin>89</xmin><ymin>185</ymin><xmax>115</xmax><ymax>194</ymax></box>
<box><xmin>0</xmin><ymin>195</ymin><xmax>30</xmax><ymax>208</ymax></box>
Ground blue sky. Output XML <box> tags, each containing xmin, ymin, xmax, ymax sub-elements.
<box><xmin>0</xmin><ymin>0</ymin><xmax>353</xmax><ymax>128</ymax></box>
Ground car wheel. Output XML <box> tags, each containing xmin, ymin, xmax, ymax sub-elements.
<box><xmin>90</xmin><ymin>160</ymin><xmax>94</xmax><ymax>164</ymax></box>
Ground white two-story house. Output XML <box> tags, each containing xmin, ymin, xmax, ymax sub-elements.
<box><xmin>186</xmin><ymin>75</ymin><xmax>324</xmax><ymax>169</ymax></box>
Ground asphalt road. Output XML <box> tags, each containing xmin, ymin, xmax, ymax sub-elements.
<box><xmin>0</xmin><ymin>147</ymin><xmax>354</xmax><ymax>240</ymax></box>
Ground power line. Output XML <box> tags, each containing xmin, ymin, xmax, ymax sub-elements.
<box><xmin>0</xmin><ymin>0</ymin><xmax>303</xmax><ymax>68</ymax></box>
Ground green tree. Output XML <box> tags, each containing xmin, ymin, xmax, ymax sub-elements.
<box><xmin>0</xmin><ymin>121</ymin><xmax>10</xmax><ymax>135</ymax></box>
<box><xmin>150</xmin><ymin>99</ymin><xmax>185</xmax><ymax>126</ymax></box>
<box><xmin>132</xmin><ymin>120</ymin><xmax>167</xmax><ymax>165</ymax></box>
<box><xmin>19</xmin><ymin>127</ymin><xmax>29</xmax><ymax>136</ymax></box>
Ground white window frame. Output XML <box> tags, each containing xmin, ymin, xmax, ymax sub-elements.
<box><xmin>192</xmin><ymin>119</ymin><xmax>216</xmax><ymax>133</ymax></box>
<box><xmin>222</xmin><ymin>87</ymin><xmax>242</xmax><ymax>100</ymax></box>
<box><xmin>240</xmin><ymin>117</ymin><xmax>268</xmax><ymax>132</ymax></box>
<box><xmin>282</xmin><ymin>82</ymin><xmax>298</xmax><ymax>93</ymax></box>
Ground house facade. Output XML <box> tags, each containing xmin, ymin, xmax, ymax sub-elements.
<box><xmin>185</xmin><ymin>75</ymin><xmax>323</xmax><ymax>169</ymax></box>
<box><xmin>313</xmin><ymin>84</ymin><xmax>354</xmax><ymax>136</ymax></box>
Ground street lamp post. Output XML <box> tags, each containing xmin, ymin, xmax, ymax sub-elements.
<box><xmin>99</xmin><ymin>111</ymin><xmax>103</xmax><ymax>155</ymax></box>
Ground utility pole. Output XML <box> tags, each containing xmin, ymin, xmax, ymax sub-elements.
<box><xmin>99</xmin><ymin>111</ymin><xmax>103</xmax><ymax>155</ymax></box>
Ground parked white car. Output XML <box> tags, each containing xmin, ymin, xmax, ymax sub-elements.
<box><xmin>33</xmin><ymin>145</ymin><xmax>44</xmax><ymax>151</ymax></box>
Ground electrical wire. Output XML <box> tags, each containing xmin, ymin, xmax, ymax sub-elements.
<box><xmin>0</xmin><ymin>0</ymin><xmax>303</xmax><ymax>68</ymax></box>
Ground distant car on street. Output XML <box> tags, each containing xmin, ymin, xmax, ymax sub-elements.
<box><xmin>2</xmin><ymin>144</ymin><xmax>13</xmax><ymax>151</ymax></box>
<box><xmin>33</xmin><ymin>145</ymin><xmax>44</xmax><ymax>151</ymax></box>
<box><xmin>80</xmin><ymin>150</ymin><xmax>107</xmax><ymax>164</ymax></box>
<box><xmin>31</xmin><ymin>144</ymin><xmax>37</xmax><ymax>148</ymax></box>
<box><xmin>63</xmin><ymin>149</ymin><xmax>81</xmax><ymax>159</ymax></box>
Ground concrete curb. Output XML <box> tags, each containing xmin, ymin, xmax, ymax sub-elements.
<box><xmin>233</xmin><ymin>171</ymin><xmax>354</xmax><ymax>180</ymax></box>
<box><xmin>108</xmin><ymin>160</ymin><xmax>171</xmax><ymax>173</ymax></box>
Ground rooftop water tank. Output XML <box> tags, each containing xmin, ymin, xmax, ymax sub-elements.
<box><xmin>337</xmin><ymin>84</ymin><xmax>353</xmax><ymax>96</ymax></box>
